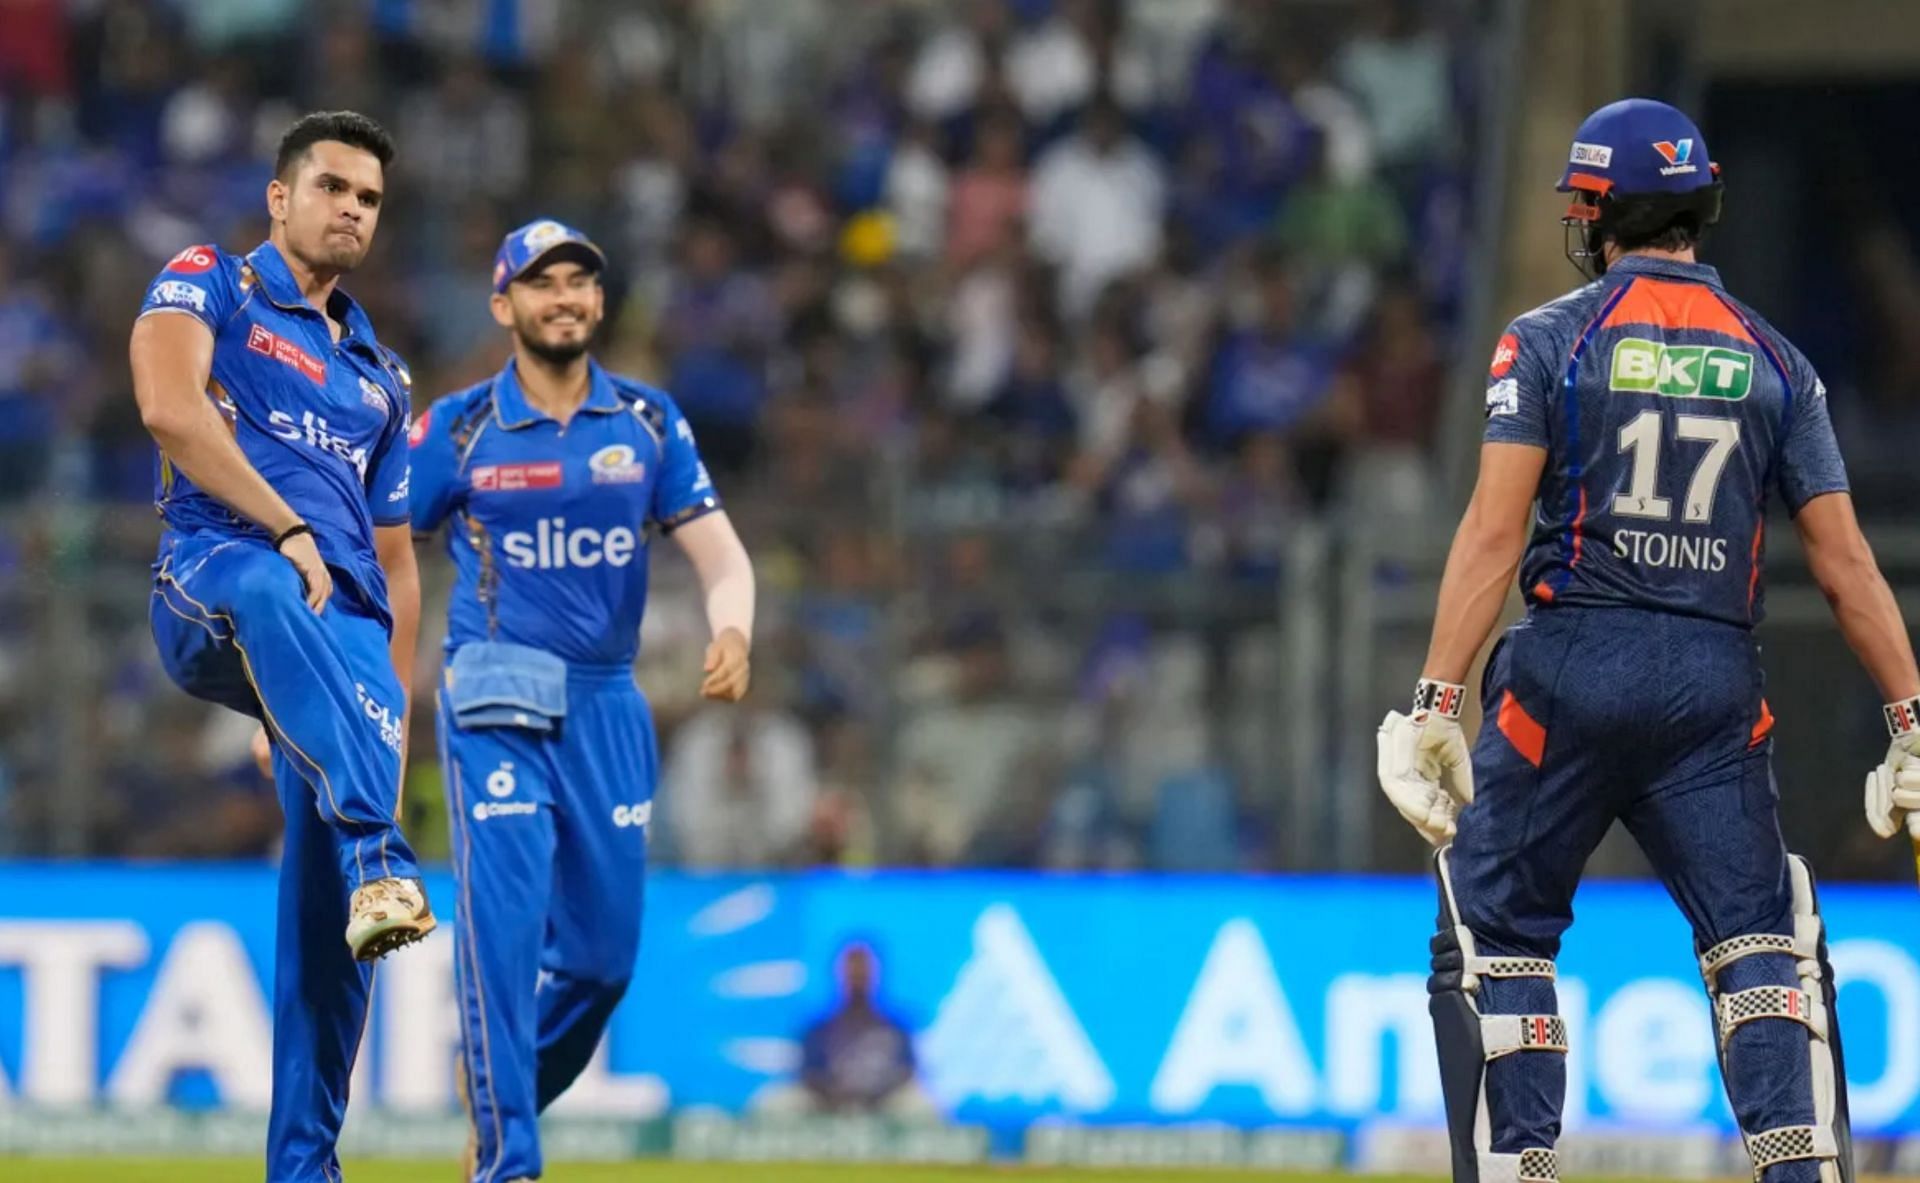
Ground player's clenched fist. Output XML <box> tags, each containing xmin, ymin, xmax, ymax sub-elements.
<box><xmin>701</xmin><ymin>627</ymin><xmax>751</xmax><ymax>702</ymax></box>
<box><xmin>1865</xmin><ymin>696</ymin><xmax>1920</xmax><ymax>837</ymax></box>
<box><xmin>1376</xmin><ymin>678</ymin><xmax>1475</xmax><ymax>846</ymax></box>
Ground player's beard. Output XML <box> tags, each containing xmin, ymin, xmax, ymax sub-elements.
<box><xmin>296</xmin><ymin>227</ymin><xmax>368</xmax><ymax>275</ymax></box>
<box><xmin>516</xmin><ymin>312</ymin><xmax>596</xmax><ymax>367</ymax></box>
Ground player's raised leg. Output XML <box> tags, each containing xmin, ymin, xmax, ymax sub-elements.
<box><xmin>533</xmin><ymin>673</ymin><xmax>654</xmax><ymax>1111</ymax></box>
<box><xmin>159</xmin><ymin>539</ymin><xmax>431</xmax><ymax>954</ymax></box>
<box><xmin>442</xmin><ymin>706</ymin><xmax>556</xmax><ymax>1183</ymax></box>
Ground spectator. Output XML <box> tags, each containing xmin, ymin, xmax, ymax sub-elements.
<box><xmin>664</xmin><ymin>699</ymin><xmax>820</xmax><ymax>869</ymax></box>
<box><xmin>906</xmin><ymin>0</ymin><xmax>1013</xmax><ymax>123</ymax></box>
<box><xmin>657</xmin><ymin>218</ymin><xmax>781</xmax><ymax>470</ymax></box>
<box><xmin>1334</xmin><ymin>0</ymin><xmax>1453</xmax><ymax>198</ymax></box>
<box><xmin>884</xmin><ymin>119</ymin><xmax>950</xmax><ymax>263</ymax></box>
<box><xmin>1202</xmin><ymin>254</ymin><xmax>1337</xmax><ymax>448</ymax></box>
<box><xmin>945</xmin><ymin>112</ymin><xmax>1027</xmax><ymax>271</ymax></box>
<box><xmin>397</xmin><ymin>56</ymin><xmax>530</xmax><ymax>204</ymax></box>
<box><xmin>1029</xmin><ymin>96</ymin><xmax>1166</xmax><ymax>319</ymax></box>
<box><xmin>759</xmin><ymin>943</ymin><xmax>936</xmax><ymax>1117</ymax></box>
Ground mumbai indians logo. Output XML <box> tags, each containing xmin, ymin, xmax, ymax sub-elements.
<box><xmin>521</xmin><ymin>220</ymin><xmax>570</xmax><ymax>253</ymax></box>
<box><xmin>589</xmin><ymin>443</ymin><xmax>646</xmax><ymax>485</ymax></box>
<box><xmin>1608</xmin><ymin>338</ymin><xmax>1752</xmax><ymax>400</ymax></box>
<box><xmin>1652</xmin><ymin>138</ymin><xmax>1697</xmax><ymax>177</ymax></box>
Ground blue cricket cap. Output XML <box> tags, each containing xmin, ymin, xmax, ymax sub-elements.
<box><xmin>492</xmin><ymin>219</ymin><xmax>606</xmax><ymax>293</ymax></box>
<box><xmin>1557</xmin><ymin>98</ymin><xmax>1717</xmax><ymax>198</ymax></box>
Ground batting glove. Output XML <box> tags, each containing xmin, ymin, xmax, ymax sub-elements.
<box><xmin>1377</xmin><ymin>678</ymin><xmax>1476</xmax><ymax>846</ymax></box>
<box><xmin>1866</xmin><ymin>696</ymin><xmax>1920</xmax><ymax>838</ymax></box>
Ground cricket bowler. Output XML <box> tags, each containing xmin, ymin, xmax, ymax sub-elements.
<box><xmin>130</xmin><ymin>110</ymin><xmax>434</xmax><ymax>1182</ymax></box>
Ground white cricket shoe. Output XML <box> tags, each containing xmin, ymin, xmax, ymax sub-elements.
<box><xmin>346</xmin><ymin>877</ymin><xmax>435</xmax><ymax>961</ymax></box>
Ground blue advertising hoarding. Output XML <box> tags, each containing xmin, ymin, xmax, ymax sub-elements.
<box><xmin>0</xmin><ymin>864</ymin><xmax>1916</xmax><ymax>1136</ymax></box>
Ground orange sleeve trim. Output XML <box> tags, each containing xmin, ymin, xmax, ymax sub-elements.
<box><xmin>1750</xmin><ymin>697</ymin><xmax>1775</xmax><ymax>747</ymax></box>
<box><xmin>1498</xmin><ymin>690</ymin><xmax>1547</xmax><ymax>768</ymax></box>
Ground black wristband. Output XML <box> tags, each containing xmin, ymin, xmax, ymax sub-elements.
<box><xmin>272</xmin><ymin>522</ymin><xmax>313</xmax><ymax>551</ymax></box>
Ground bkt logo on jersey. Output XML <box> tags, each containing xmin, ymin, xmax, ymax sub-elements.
<box><xmin>268</xmin><ymin>410</ymin><xmax>371</xmax><ymax>477</ymax></box>
<box><xmin>501</xmin><ymin>518</ymin><xmax>639</xmax><ymax>570</ymax></box>
<box><xmin>1609</xmin><ymin>338</ymin><xmax>1752</xmax><ymax>400</ymax></box>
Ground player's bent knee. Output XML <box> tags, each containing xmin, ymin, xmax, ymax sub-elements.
<box><xmin>1429</xmin><ymin>849</ymin><xmax>1565</xmax><ymax>1183</ymax></box>
<box><xmin>1698</xmin><ymin>855</ymin><xmax>1853</xmax><ymax>1183</ymax></box>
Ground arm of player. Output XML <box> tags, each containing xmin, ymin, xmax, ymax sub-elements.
<box><xmin>1376</xmin><ymin>441</ymin><xmax>1545</xmax><ymax>845</ymax></box>
<box><xmin>376</xmin><ymin>523</ymin><xmax>421</xmax><ymax>803</ymax></box>
<box><xmin>671</xmin><ymin>511</ymin><xmax>755</xmax><ymax>703</ymax></box>
<box><xmin>1421</xmin><ymin>442</ymin><xmax>1547</xmax><ymax>683</ymax></box>
<box><xmin>1796</xmin><ymin>492</ymin><xmax>1920</xmax><ymax>839</ymax></box>
<box><xmin>129</xmin><ymin>313</ymin><xmax>332</xmax><ymax>611</ymax></box>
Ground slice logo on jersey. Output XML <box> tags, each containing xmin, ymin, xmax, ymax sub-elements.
<box><xmin>1569</xmin><ymin>141</ymin><xmax>1613</xmax><ymax>168</ymax></box>
<box><xmin>246</xmin><ymin>324</ymin><xmax>327</xmax><ymax>385</ymax></box>
<box><xmin>151</xmin><ymin>280</ymin><xmax>207</xmax><ymax>312</ymax></box>
<box><xmin>268</xmin><ymin>409</ymin><xmax>370</xmax><ymax>477</ymax></box>
<box><xmin>919</xmin><ymin>904</ymin><xmax>1116</xmax><ymax>1111</ymax></box>
<box><xmin>165</xmin><ymin>244</ymin><xmax>217</xmax><ymax>275</ymax></box>
<box><xmin>1489</xmin><ymin>333</ymin><xmax>1520</xmax><ymax>378</ymax></box>
<box><xmin>588</xmin><ymin>443</ymin><xmax>647</xmax><ymax>485</ymax></box>
<box><xmin>471</xmin><ymin>461</ymin><xmax>564</xmax><ymax>493</ymax></box>
<box><xmin>1653</xmin><ymin>138</ymin><xmax>1697</xmax><ymax>177</ymax></box>
<box><xmin>1486</xmin><ymin>378</ymin><xmax>1520</xmax><ymax>418</ymax></box>
<box><xmin>501</xmin><ymin>519</ymin><xmax>639</xmax><ymax>570</ymax></box>
<box><xmin>1609</xmin><ymin>338</ymin><xmax>1752</xmax><ymax>400</ymax></box>
<box><xmin>357</xmin><ymin>376</ymin><xmax>391</xmax><ymax>415</ymax></box>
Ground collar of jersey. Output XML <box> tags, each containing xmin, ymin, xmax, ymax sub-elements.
<box><xmin>1606</xmin><ymin>253</ymin><xmax>1724</xmax><ymax>288</ymax></box>
<box><xmin>491</xmin><ymin>356</ymin><xmax>625</xmax><ymax>430</ymax></box>
<box><xmin>244</xmin><ymin>241</ymin><xmax>378</xmax><ymax>345</ymax></box>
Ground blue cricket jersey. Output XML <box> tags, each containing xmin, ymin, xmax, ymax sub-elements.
<box><xmin>409</xmin><ymin>358</ymin><xmax>720</xmax><ymax>666</ymax></box>
<box><xmin>1484</xmin><ymin>255</ymin><xmax>1849</xmax><ymax>628</ymax></box>
<box><xmin>137</xmin><ymin>241</ymin><xmax>414</xmax><ymax>626</ymax></box>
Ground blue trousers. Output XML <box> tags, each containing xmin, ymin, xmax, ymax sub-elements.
<box><xmin>150</xmin><ymin>530</ymin><xmax>421</xmax><ymax>1183</ymax></box>
<box><xmin>438</xmin><ymin>665</ymin><xmax>656</xmax><ymax>1183</ymax></box>
<box><xmin>1450</xmin><ymin>606</ymin><xmax>1816</xmax><ymax>1183</ymax></box>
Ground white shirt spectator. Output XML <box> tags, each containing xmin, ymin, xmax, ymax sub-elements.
<box><xmin>1029</xmin><ymin>119</ymin><xmax>1166</xmax><ymax>318</ymax></box>
<box><xmin>1334</xmin><ymin>23</ymin><xmax>1451</xmax><ymax>169</ymax></box>
<box><xmin>884</xmin><ymin>132</ymin><xmax>950</xmax><ymax>263</ymax></box>
<box><xmin>666</xmin><ymin>707</ymin><xmax>818</xmax><ymax>868</ymax></box>
<box><xmin>1004</xmin><ymin>15</ymin><xmax>1152</xmax><ymax>124</ymax></box>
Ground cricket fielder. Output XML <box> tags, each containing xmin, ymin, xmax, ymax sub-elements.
<box><xmin>1376</xmin><ymin>98</ymin><xmax>1920</xmax><ymax>1183</ymax></box>
<box><xmin>411</xmin><ymin>219</ymin><xmax>755</xmax><ymax>1183</ymax></box>
<box><xmin>131</xmin><ymin>111</ymin><xmax>435</xmax><ymax>1182</ymax></box>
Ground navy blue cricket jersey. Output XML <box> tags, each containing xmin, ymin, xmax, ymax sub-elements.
<box><xmin>1484</xmin><ymin>254</ymin><xmax>1849</xmax><ymax>628</ymax></box>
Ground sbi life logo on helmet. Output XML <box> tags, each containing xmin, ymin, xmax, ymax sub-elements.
<box><xmin>1609</xmin><ymin>338</ymin><xmax>1753</xmax><ymax>400</ymax></box>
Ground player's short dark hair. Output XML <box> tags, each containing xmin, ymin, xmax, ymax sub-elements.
<box><xmin>274</xmin><ymin>111</ymin><xmax>395</xmax><ymax>180</ymax></box>
<box><xmin>1610</xmin><ymin>218</ymin><xmax>1702</xmax><ymax>255</ymax></box>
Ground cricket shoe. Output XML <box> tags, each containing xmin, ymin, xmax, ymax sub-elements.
<box><xmin>346</xmin><ymin>877</ymin><xmax>436</xmax><ymax>961</ymax></box>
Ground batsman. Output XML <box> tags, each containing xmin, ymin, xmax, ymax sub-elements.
<box><xmin>1377</xmin><ymin>98</ymin><xmax>1920</xmax><ymax>1183</ymax></box>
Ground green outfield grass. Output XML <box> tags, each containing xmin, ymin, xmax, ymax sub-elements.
<box><xmin>4</xmin><ymin>1164</ymin><xmax>1439</xmax><ymax>1183</ymax></box>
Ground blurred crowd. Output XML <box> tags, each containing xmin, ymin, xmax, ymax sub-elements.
<box><xmin>0</xmin><ymin>0</ymin><xmax>1477</xmax><ymax>868</ymax></box>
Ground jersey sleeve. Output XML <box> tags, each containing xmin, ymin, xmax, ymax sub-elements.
<box><xmin>365</xmin><ymin>359</ymin><xmax>414</xmax><ymax>527</ymax></box>
<box><xmin>651</xmin><ymin>396</ymin><xmax>722</xmax><ymax>533</ymax></box>
<box><xmin>136</xmin><ymin>245</ymin><xmax>238</xmax><ymax>333</ymax></box>
<box><xmin>407</xmin><ymin>398</ymin><xmax>466</xmax><ymax>534</ymax></box>
<box><xmin>1481</xmin><ymin>321</ymin><xmax>1552</xmax><ymax>449</ymax></box>
<box><xmin>1774</xmin><ymin>344</ymin><xmax>1850</xmax><ymax>514</ymax></box>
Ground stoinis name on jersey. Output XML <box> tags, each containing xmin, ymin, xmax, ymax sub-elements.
<box><xmin>246</xmin><ymin>324</ymin><xmax>327</xmax><ymax>385</ymax></box>
<box><xmin>471</xmin><ymin>462</ymin><xmax>564</xmax><ymax>493</ymax></box>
